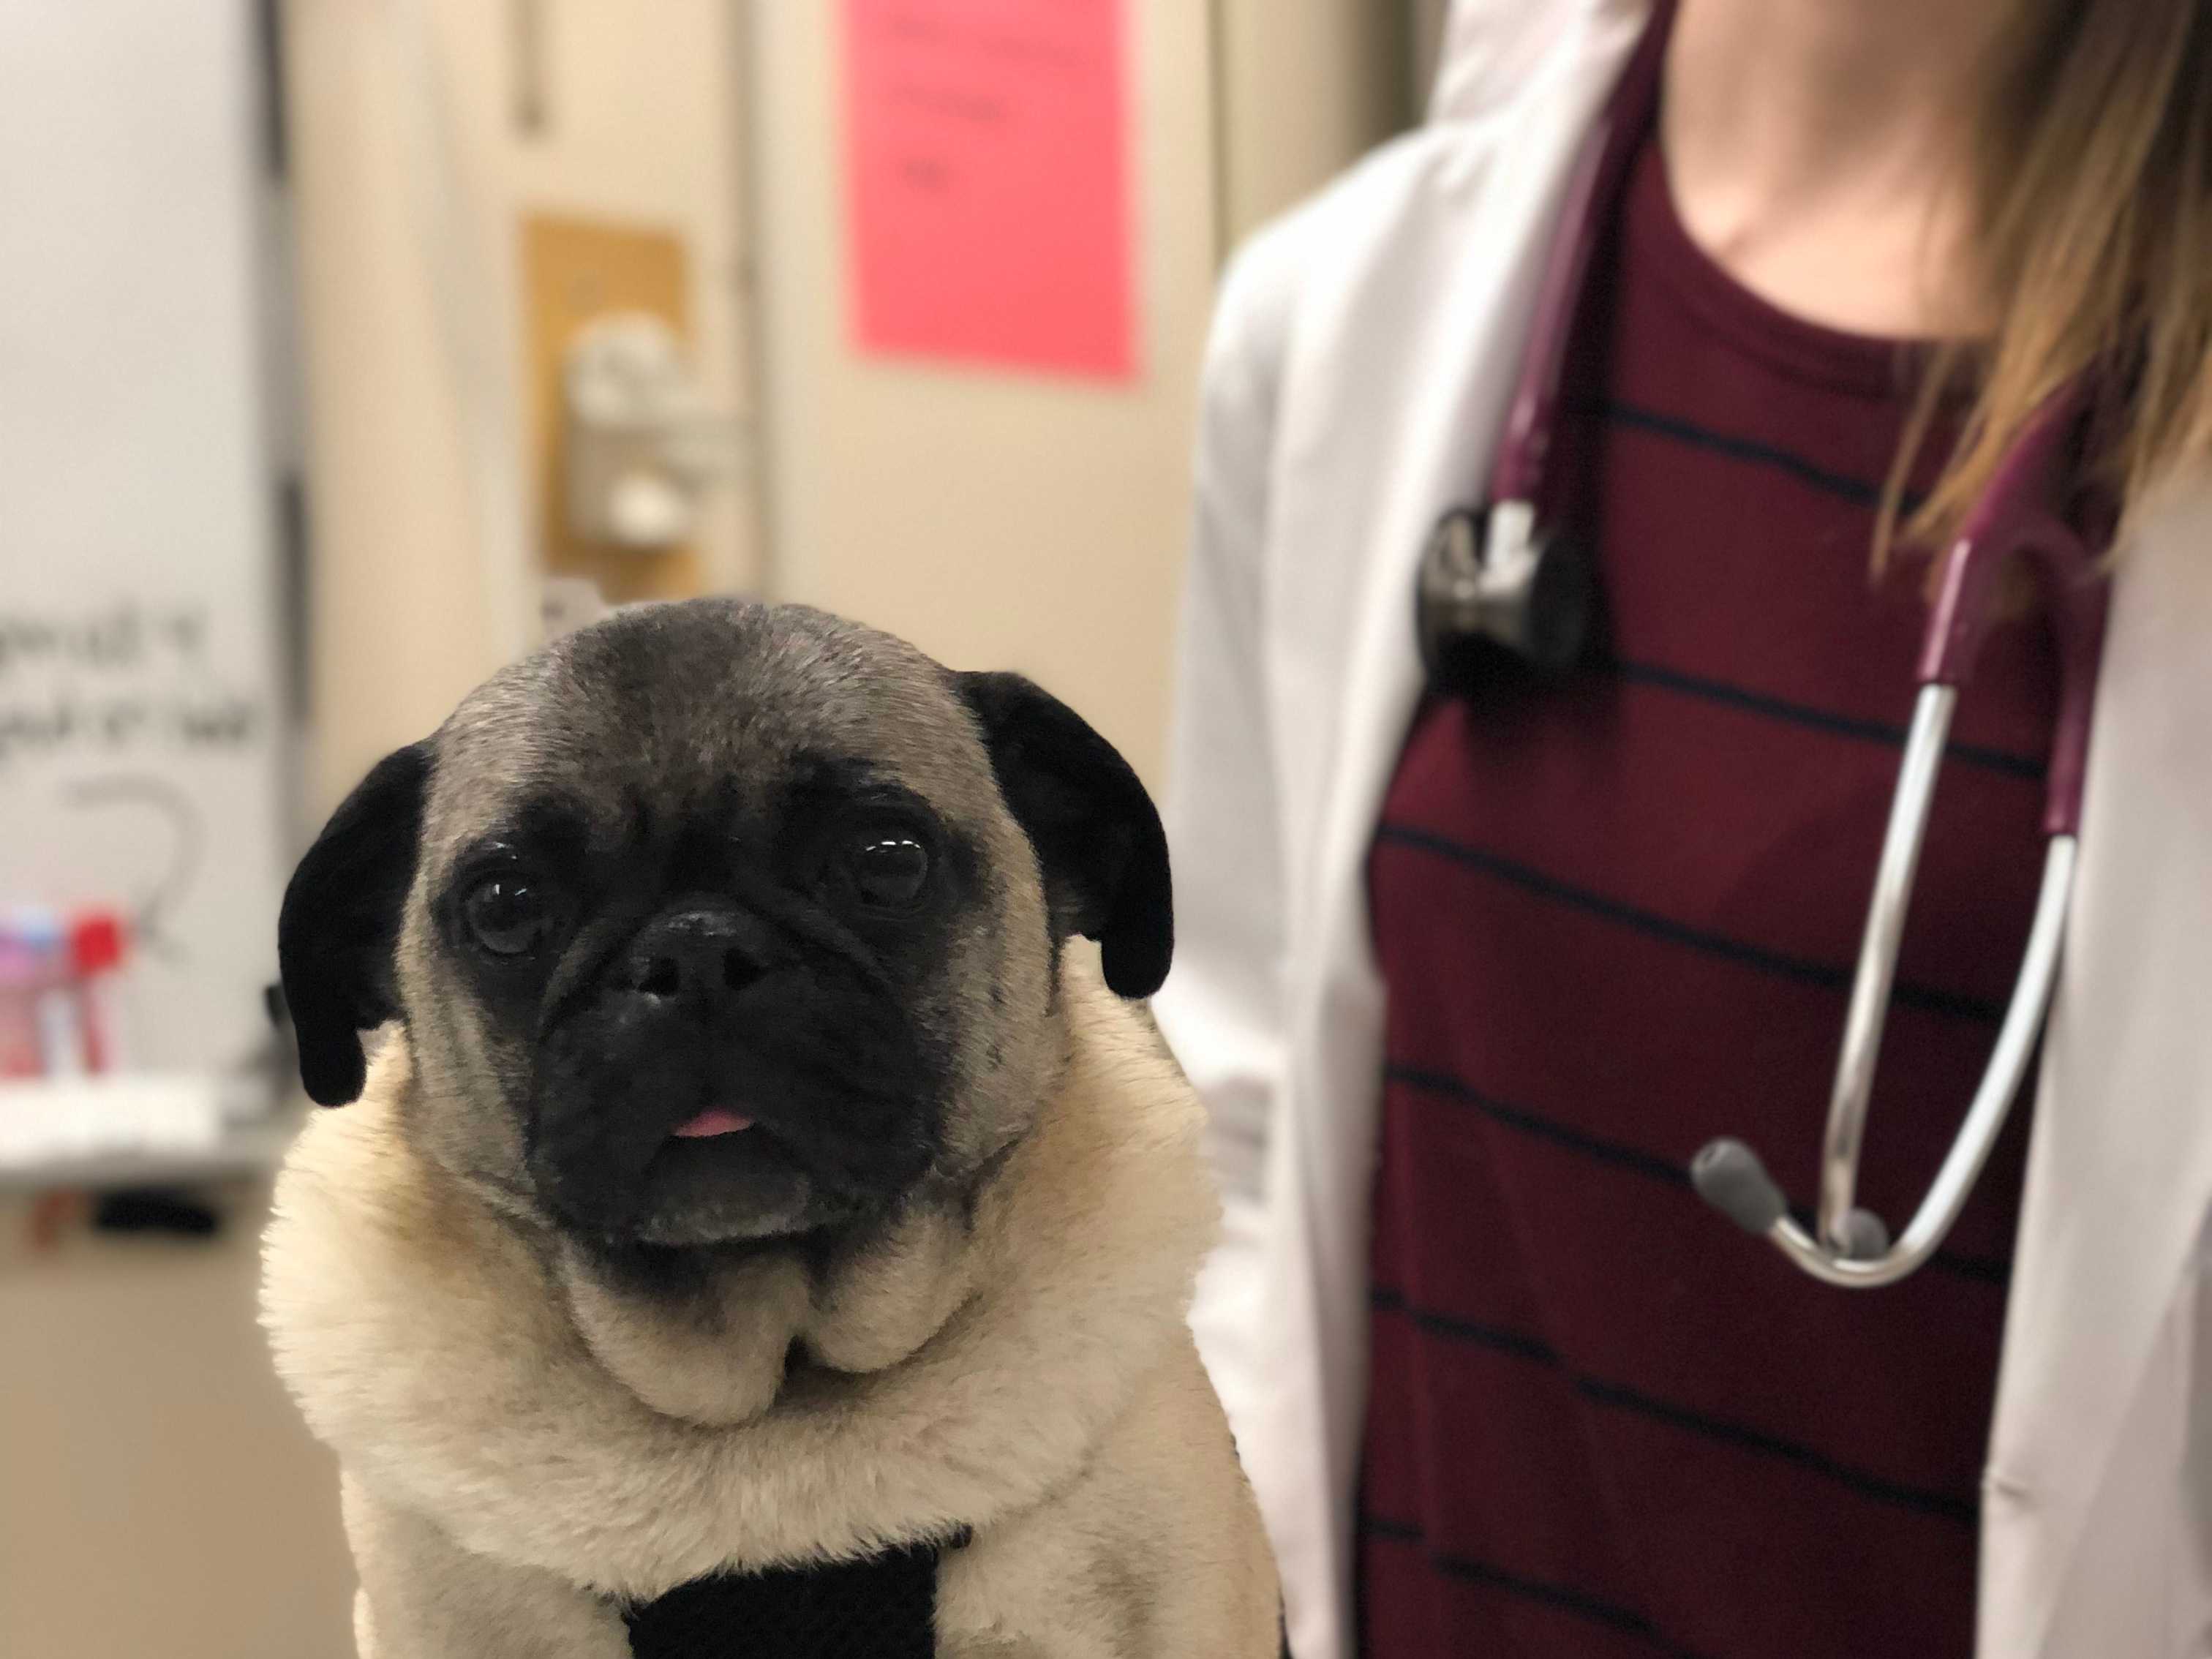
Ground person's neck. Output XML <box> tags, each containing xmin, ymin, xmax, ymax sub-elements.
<box><xmin>1662</xmin><ymin>0</ymin><xmax>2009</xmax><ymax>338</ymax></box>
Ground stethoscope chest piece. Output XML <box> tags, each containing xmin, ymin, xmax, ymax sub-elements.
<box><xmin>1416</xmin><ymin>500</ymin><xmax>1593</xmax><ymax>691</ymax></box>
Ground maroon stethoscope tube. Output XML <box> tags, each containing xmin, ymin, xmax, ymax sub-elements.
<box><xmin>1435</xmin><ymin>0</ymin><xmax>2118</xmax><ymax>1288</ymax></box>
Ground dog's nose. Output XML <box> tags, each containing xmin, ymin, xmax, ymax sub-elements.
<box><xmin>620</xmin><ymin>905</ymin><xmax>785</xmax><ymax>1007</ymax></box>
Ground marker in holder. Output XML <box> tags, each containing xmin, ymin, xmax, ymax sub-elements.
<box><xmin>71</xmin><ymin>911</ymin><xmax>129</xmax><ymax>1074</ymax></box>
<box><xmin>0</xmin><ymin>905</ymin><xmax>131</xmax><ymax>1078</ymax></box>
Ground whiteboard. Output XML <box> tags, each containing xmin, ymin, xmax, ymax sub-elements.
<box><xmin>0</xmin><ymin>1</ymin><xmax>289</xmax><ymax>1075</ymax></box>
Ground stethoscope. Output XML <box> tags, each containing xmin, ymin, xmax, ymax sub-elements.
<box><xmin>1414</xmin><ymin>0</ymin><xmax>2113</xmax><ymax>1288</ymax></box>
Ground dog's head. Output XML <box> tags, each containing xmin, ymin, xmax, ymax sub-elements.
<box><xmin>277</xmin><ymin>600</ymin><xmax>1170</xmax><ymax>1251</ymax></box>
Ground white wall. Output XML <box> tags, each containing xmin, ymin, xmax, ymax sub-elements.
<box><xmin>0</xmin><ymin>0</ymin><xmax>290</xmax><ymax>1072</ymax></box>
<box><xmin>0</xmin><ymin>9</ymin><xmax>350</xmax><ymax>1652</ymax></box>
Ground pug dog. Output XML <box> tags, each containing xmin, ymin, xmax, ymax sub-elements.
<box><xmin>260</xmin><ymin>599</ymin><xmax>1281</xmax><ymax>1658</ymax></box>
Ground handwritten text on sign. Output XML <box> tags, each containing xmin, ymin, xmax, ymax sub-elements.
<box><xmin>843</xmin><ymin>0</ymin><xmax>1132</xmax><ymax>380</ymax></box>
<box><xmin>0</xmin><ymin>602</ymin><xmax>263</xmax><ymax>770</ymax></box>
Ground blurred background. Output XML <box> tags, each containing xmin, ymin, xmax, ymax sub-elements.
<box><xmin>0</xmin><ymin>1</ymin><xmax>1447</xmax><ymax>1652</ymax></box>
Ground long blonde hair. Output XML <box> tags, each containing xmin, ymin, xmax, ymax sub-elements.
<box><xmin>1886</xmin><ymin>0</ymin><xmax>2212</xmax><ymax>557</ymax></box>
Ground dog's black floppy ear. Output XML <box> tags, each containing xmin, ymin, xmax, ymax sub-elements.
<box><xmin>277</xmin><ymin>742</ymin><xmax>432</xmax><ymax>1106</ymax></box>
<box><xmin>955</xmin><ymin>672</ymin><xmax>1173</xmax><ymax>999</ymax></box>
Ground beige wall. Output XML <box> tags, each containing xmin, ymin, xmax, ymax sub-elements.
<box><xmin>748</xmin><ymin>0</ymin><xmax>1218</xmax><ymax>787</ymax></box>
<box><xmin>1216</xmin><ymin>0</ymin><xmax>1416</xmax><ymax>247</ymax></box>
<box><xmin>0</xmin><ymin>1187</ymin><xmax>357</xmax><ymax>1658</ymax></box>
<box><xmin>283</xmin><ymin>0</ymin><xmax>1414</xmax><ymax>800</ymax></box>
<box><xmin>750</xmin><ymin>0</ymin><xmax>1412</xmax><ymax>786</ymax></box>
<box><xmin>286</xmin><ymin>0</ymin><xmax>758</xmax><ymax>816</ymax></box>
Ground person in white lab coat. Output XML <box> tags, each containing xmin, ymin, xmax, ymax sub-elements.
<box><xmin>1155</xmin><ymin>1</ymin><xmax>2212</xmax><ymax>1655</ymax></box>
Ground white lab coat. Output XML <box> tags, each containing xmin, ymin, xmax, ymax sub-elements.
<box><xmin>1152</xmin><ymin>3</ymin><xmax>2212</xmax><ymax>1656</ymax></box>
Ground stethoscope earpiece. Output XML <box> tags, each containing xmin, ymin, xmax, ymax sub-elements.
<box><xmin>1416</xmin><ymin>500</ymin><xmax>1592</xmax><ymax>693</ymax></box>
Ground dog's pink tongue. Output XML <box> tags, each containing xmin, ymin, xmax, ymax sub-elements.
<box><xmin>671</xmin><ymin>1107</ymin><xmax>756</xmax><ymax>1139</ymax></box>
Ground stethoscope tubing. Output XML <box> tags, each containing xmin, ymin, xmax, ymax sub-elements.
<box><xmin>1693</xmin><ymin>688</ymin><xmax>2080</xmax><ymax>1287</ymax></box>
<box><xmin>1418</xmin><ymin>0</ymin><xmax>2114</xmax><ymax>1288</ymax></box>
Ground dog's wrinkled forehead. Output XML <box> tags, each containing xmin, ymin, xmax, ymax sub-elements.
<box><xmin>419</xmin><ymin>601</ymin><xmax>994</xmax><ymax>861</ymax></box>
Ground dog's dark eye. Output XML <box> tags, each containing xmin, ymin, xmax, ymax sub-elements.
<box><xmin>462</xmin><ymin>876</ymin><xmax>557</xmax><ymax>958</ymax></box>
<box><xmin>843</xmin><ymin>833</ymin><xmax>930</xmax><ymax>910</ymax></box>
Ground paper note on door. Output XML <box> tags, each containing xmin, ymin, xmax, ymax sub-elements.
<box><xmin>842</xmin><ymin>0</ymin><xmax>1132</xmax><ymax>380</ymax></box>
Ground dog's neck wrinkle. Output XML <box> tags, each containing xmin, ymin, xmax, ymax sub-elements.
<box><xmin>377</xmin><ymin>1026</ymin><xmax>1048</xmax><ymax>1426</ymax></box>
<box><xmin>553</xmin><ymin>1165</ymin><xmax>1002</xmax><ymax>1425</ymax></box>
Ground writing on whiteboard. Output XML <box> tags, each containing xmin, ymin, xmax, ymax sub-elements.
<box><xmin>0</xmin><ymin>601</ymin><xmax>265</xmax><ymax>770</ymax></box>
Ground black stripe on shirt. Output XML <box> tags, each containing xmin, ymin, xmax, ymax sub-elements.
<box><xmin>1361</xmin><ymin>1514</ymin><xmax>1709</xmax><ymax>1658</ymax></box>
<box><xmin>1381</xmin><ymin>1064</ymin><xmax>2012</xmax><ymax>1288</ymax></box>
<box><xmin>1599</xmin><ymin>399</ymin><xmax>1925</xmax><ymax>514</ymax></box>
<box><xmin>1388</xmin><ymin>1063</ymin><xmax>1690</xmax><ymax>1186</ymax></box>
<box><xmin>1372</xmin><ymin>824</ymin><xmax>2004</xmax><ymax>1025</ymax></box>
<box><xmin>1576</xmin><ymin>1372</ymin><xmax>1979</xmax><ymax>1522</ymax></box>
<box><xmin>1370</xmin><ymin>1285</ymin><xmax>1562</xmax><ymax>1363</ymax></box>
<box><xmin>1610</xmin><ymin>658</ymin><xmax>2047</xmax><ymax>780</ymax></box>
<box><xmin>1368</xmin><ymin>1287</ymin><xmax>1979</xmax><ymax>1527</ymax></box>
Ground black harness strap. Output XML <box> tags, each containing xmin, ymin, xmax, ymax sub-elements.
<box><xmin>622</xmin><ymin>1535</ymin><xmax>960</xmax><ymax>1659</ymax></box>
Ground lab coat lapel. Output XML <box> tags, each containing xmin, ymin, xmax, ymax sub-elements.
<box><xmin>1264</xmin><ymin>0</ymin><xmax>1654</xmax><ymax>901</ymax></box>
<box><xmin>1982</xmin><ymin>484</ymin><xmax>2212</xmax><ymax>1656</ymax></box>
<box><xmin>1254</xmin><ymin>10</ymin><xmax>1650</xmax><ymax>1655</ymax></box>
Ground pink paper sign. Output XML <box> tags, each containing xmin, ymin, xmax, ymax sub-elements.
<box><xmin>842</xmin><ymin>0</ymin><xmax>1132</xmax><ymax>380</ymax></box>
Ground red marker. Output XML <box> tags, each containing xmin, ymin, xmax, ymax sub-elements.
<box><xmin>69</xmin><ymin>911</ymin><xmax>128</xmax><ymax>1075</ymax></box>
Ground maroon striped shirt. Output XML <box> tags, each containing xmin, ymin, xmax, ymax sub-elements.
<box><xmin>1357</xmin><ymin>138</ymin><xmax>2057</xmax><ymax>1659</ymax></box>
